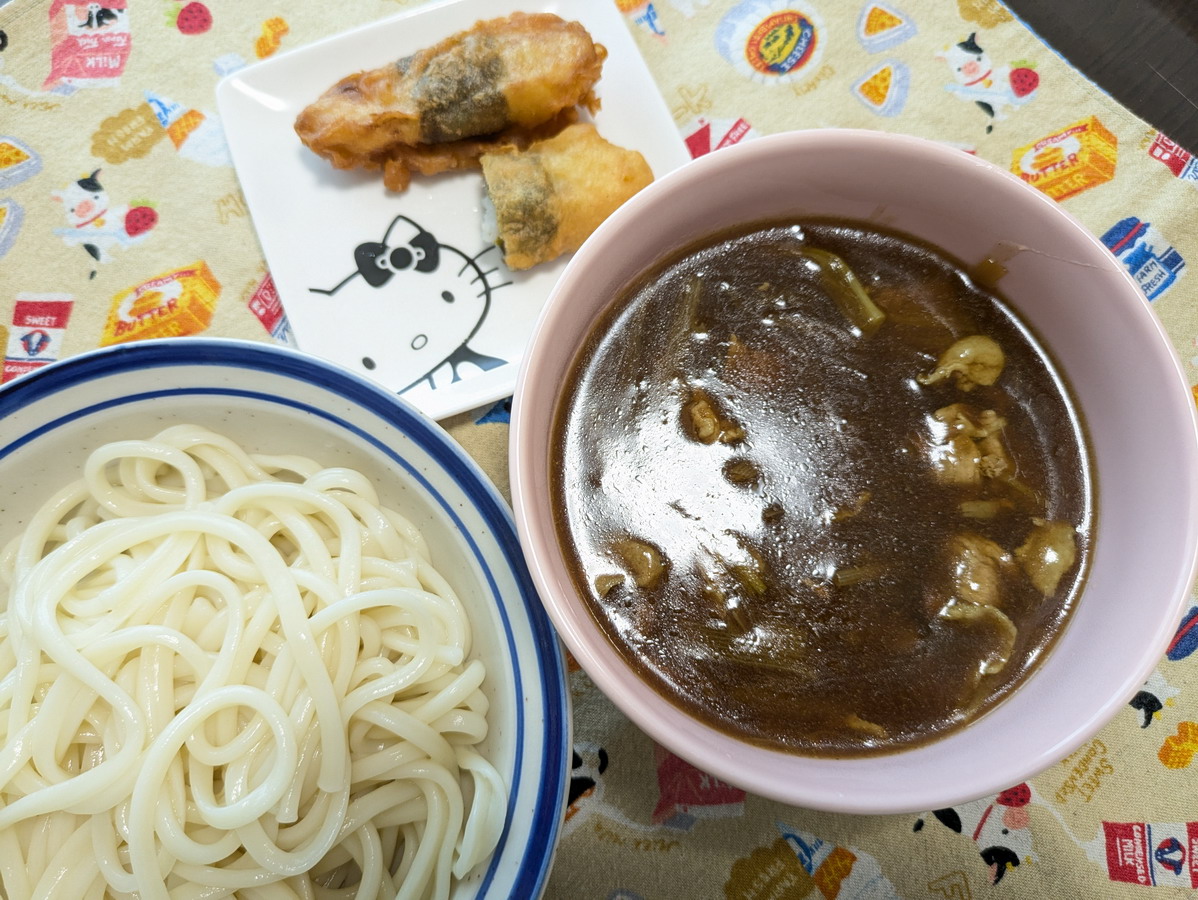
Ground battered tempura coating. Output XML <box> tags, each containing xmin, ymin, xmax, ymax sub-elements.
<box><xmin>480</xmin><ymin>122</ymin><xmax>654</xmax><ymax>270</ymax></box>
<box><xmin>379</xmin><ymin>108</ymin><xmax>580</xmax><ymax>192</ymax></box>
<box><xmin>294</xmin><ymin>13</ymin><xmax>606</xmax><ymax>177</ymax></box>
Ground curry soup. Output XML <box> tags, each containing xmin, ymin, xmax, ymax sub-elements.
<box><xmin>550</xmin><ymin>219</ymin><xmax>1092</xmax><ymax>756</ymax></box>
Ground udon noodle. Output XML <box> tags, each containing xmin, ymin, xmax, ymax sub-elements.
<box><xmin>0</xmin><ymin>425</ymin><xmax>507</xmax><ymax>899</ymax></box>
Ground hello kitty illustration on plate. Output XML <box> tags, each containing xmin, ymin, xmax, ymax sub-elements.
<box><xmin>309</xmin><ymin>214</ymin><xmax>511</xmax><ymax>397</ymax></box>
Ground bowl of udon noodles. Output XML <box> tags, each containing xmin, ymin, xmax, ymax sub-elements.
<box><xmin>509</xmin><ymin>128</ymin><xmax>1198</xmax><ymax>815</ymax></box>
<box><xmin>0</xmin><ymin>338</ymin><xmax>569</xmax><ymax>898</ymax></box>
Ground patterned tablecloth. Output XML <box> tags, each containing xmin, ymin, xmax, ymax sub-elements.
<box><xmin>2</xmin><ymin>0</ymin><xmax>1198</xmax><ymax>897</ymax></box>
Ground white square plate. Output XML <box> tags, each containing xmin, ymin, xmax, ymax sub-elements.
<box><xmin>217</xmin><ymin>0</ymin><xmax>690</xmax><ymax>420</ymax></box>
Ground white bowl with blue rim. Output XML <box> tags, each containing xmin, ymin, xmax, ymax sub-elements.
<box><xmin>0</xmin><ymin>337</ymin><xmax>569</xmax><ymax>898</ymax></box>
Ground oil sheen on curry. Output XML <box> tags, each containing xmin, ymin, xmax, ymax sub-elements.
<box><xmin>551</xmin><ymin>219</ymin><xmax>1093</xmax><ymax>755</ymax></box>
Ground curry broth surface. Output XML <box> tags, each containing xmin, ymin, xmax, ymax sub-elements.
<box><xmin>550</xmin><ymin>220</ymin><xmax>1092</xmax><ymax>755</ymax></box>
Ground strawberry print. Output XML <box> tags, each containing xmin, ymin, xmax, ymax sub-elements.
<box><xmin>996</xmin><ymin>783</ymin><xmax>1032</xmax><ymax>807</ymax></box>
<box><xmin>124</xmin><ymin>205</ymin><xmax>158</xmax><ymax>238</ymax></box>
<box><xmin>1009</xmin><ymin>65</ymin><xmax>1039</xmax><ymax>98</ymax></box>
<box><xmin>171</xmin><ymin>2</ymin><xmax>212</xmax><ymax>35</ymax></box>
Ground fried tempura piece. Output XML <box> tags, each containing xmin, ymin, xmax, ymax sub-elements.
<box><xmin>379</xmin><ymin>108</ymin><xmax>579</xmax><ymax>192</ymax></box>
<box><xmin>480</xmin><ymin>122</ymin><xmax>653</xmax><ymax>270</ymax></box>
<box><xmin>295</xmin><ymin>13</ymin><xmax>606</xmax><ymax>173</ymax></box>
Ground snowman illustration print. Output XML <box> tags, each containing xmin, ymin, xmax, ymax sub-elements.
<box><xmin>310</xmin><ymin>214</ymin><xmax>510</xmax><ymax>394</ymax></box>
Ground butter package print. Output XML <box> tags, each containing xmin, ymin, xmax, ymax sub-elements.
<box><xmin>101</xmin><ymin>262</ymin><xmax>220</xmax><ymax>346</ymax></box>
<box><xmin>1012</xmin><ymin>115</ymin><xmax>1118</xmax><ymax>201</ymax></box>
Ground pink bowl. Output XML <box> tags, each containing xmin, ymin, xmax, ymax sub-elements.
<box><xmin>509</xmin><ymin>129</ymin><xmax>1198</xmax><ymax>814</ymax></box>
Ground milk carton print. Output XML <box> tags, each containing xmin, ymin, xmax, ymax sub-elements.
<box><xmin>246</xmin><ymin>273</ymin><xmax>294</xmax><ymax>344</ymax></box>
<box><xmin>777</xmin><ymin>822</ymin><xmax>900</xmax><ymax>899</ymax></box>
<box><xmin>1101</xmin><ymin>217</ymin><xmax>1185</xmax><ymax>301</ymax></box>
<box><xmin>1168</xmin><ymin>605</ymin><xmax>1198</xmax><ymax>661</ymax></box>
<box><xmin>1147</xmin><ymin>132</ymin><xmax>1198</xmax><ymax>186</ymax></box>
<box><xmin>682</xmin><ymin>116</ymin><xmax>757</xmax><ymax>158</ymax></box>
<box><xmin>617</xmin><ymin>0</ymin><xmax>666</xmax><ymax>37</ymax></box>
<box><xmin>4</xmin><ymin>295</ymin><xmax>73</xmax><ymax>382</ymax></box>
<box><xmin>44</xmin><ymin>1</ymin><xmax>130</xmax><ymax>90</ymax></box>
<box><xmin>144</xmin><ymin>91</ymin><xmax>231</xmax><ymax>167</ymax></box>
<box><xmin>651</xmin><ymin>747</ymin><xmax>745</xmax><ymax>829</ymax></box>
<box><xmin>1081</xmin><ymin>821</ymin><xmax>1198</xmax><ymax>888</ymax></box>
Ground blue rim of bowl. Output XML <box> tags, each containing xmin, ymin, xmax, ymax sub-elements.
<box><xmin>0</xmin><ymin>338</ymin><xmax>569</xmax><ymax>897</ymax></box>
